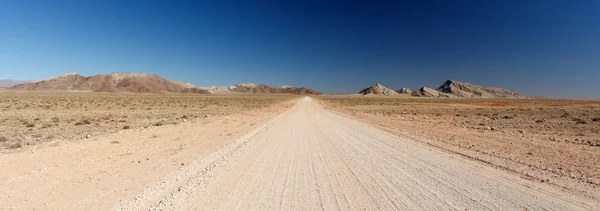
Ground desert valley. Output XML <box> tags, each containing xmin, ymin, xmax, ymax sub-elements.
<box><xmin>1</xmin><ymin>72</ymin><xmax>599</xmax><ymax>210</ymax></box>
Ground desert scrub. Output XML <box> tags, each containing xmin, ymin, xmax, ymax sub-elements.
<box><xmin>122</xmin><ymin>125</ymin><xmax>131</xmax><ymax>129</ymax></box>
<box><xmin>26</xmin><ymin>123</ymin><xmax>35</xmax><ymax>128</ymax></box>
<box><xmin>0</xmin><ymin>136</ymin><xmax>7</xmax><ymax>142</ymax></box>
<box><xmin>593</xmin><ymin>118</ymin><xmax>600</xmax><ymax>122</ymax></box>
<box><xmin>41</xmin><ymin>123</ymin><xmax>53</xmax><ymax>129</ymax></box>
<box><xmin>573</xmin><ymin>118</ymin><xmax>587</xmax><ymax>124</ymax></box>
<box><xmin>75</xmin><ymin>119</ymin><xmax>91</xmax><ymax>125</ymax></box>
<box><xmin>8</xmin><ymin>142</ymin><xmax>23</xmax><ymax>149</ymax></box>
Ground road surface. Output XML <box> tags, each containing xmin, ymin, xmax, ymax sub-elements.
<box><xmin>118</xmin><ymin>97</ymin><xmax>597</xmax><ymax>210</ymax></box>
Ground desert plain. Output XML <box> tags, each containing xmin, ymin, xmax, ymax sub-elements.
<box><xmin>1</xmin><ymin>91</ymin><xmax>599</xmax><ymax>210</ymax></box>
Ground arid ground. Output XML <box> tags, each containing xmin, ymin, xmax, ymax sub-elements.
<box><xmin>315</xmin><ymin>95</ymin><xmax>600</xmax><ymax>199</ymax></box>
<box><xmin>1</xmin><ymin>92</ymin><xmax>599</xmax><ymax>210</ymax></box>
<box><xmin>0</xmin><ymin>92</ymin><xmax>293</xmax><ymax>151</ymax></box>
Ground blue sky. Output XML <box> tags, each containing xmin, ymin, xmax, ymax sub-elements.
<box><xmin>1</xmin><ymin>0</ymin><xmax>599</xmax><ymax>98</ymax></box>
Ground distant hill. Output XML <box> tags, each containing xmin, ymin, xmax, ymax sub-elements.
<box><xmin>435</xmin><ymin>80</ymin><xmax>527</xmax><ymax>99</ymax></box>
<box><xmin>10</xmin><ymin>72</ymin><xmax>209</xmax><ymax>94</ymax></box>
<box><xmin>358</xmin><ymin>83</ymin><xmax>401</xmax><ymax>95</ymax></box>
<box><xmin>0</xmin><ymin>79</ymin><xmax>31</xmax><ymax>87</ymax></box>
<box><xmin>411</xmin><ymin>86</ymin><xmax>457</xmax><ymax>98</ymax></box>
<box><xmin>358</xmin><ymin>80</ymin><xmax>527</xmax><ymax>99</ymax></box>
<box><xmin>10</xmin><ymin>72</ymin><xmax>321</xmax><ymax>95</ymax></box>
<box><xmin>202</xmin><ymin>83</ymin><xmax>321</xmax><ymax>95</ymax></box>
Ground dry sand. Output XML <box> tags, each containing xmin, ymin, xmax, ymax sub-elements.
<box><xmin>1</xmin><ymin>96</ymin><xmax>598</xmax><ymax>210</ymax></box>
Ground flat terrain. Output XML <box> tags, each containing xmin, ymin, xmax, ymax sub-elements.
<box><xmin>0</xmin><ymin>92</ymin><xmax>293</xmax><ymax>151</ymax></box>
<box><xmin>1</xmin><ymin>93</ymin><xmax>599</xmax><ymax>210</ymax></box>
<box><xmin>316</xmin><ymin>95</ymin><xmax>600</xmax><ymax>200</ymax></box>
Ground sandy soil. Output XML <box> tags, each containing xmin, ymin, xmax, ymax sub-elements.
<box><xmin>115</xmin><ymin>97</ymin><xmax>597</xmax><ymax>210</ymax></box>
<box><xmin>2</xmin><ymin>96</ymin><xmax>598</xmax><ymax>210</ymax></box>
<box><xmin>0</xmin><ymin>97</ymin><xmax>295</xmax><ymax>210</ymax></box>
<box><xmin>0</xmin><ymin>92</ymin><xmax>292</xmax><ymax>150</ymax></box>
<box><xmin>316</xmin><ymin>95</ymin><xmax>600</xmax><ymax>201</ymax></box>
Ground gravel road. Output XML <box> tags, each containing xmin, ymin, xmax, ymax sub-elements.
<box><xmin>118</xmin><ymin>97</ymin><xmax>598</xmax><ymax>210</ymax></box>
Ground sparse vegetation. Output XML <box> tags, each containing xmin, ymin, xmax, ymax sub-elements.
<box><xmin>41</xmin><ymin>123</ymin><xmax>53</xmax><ymax>129</ymax></box>
<box><xmin>315</xmin><ymin>95</ymin><xmax>600</xmax><ymax>186</ymax></box>
<box><xmin>8</xmin><ymin>142</ymin><xmax>22</xmax><ymax>149</ymax></box>
<box><xmin>0</xmin><ymin>92</ymin><xmax>293</xmax><ymax>150</ymax></box>
<box><xmin>573</xmin><ymin>118</ymin><xmax>587</xmax><ymax>124</ymax></box>
<box><xmin>74</xmin><ymin>119</ymin><xmax>91</xmax><ymax>126</ymax></box>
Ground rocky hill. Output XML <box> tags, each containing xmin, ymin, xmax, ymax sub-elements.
<box><xmin>396</xmin><ymin>88</ymin><xmax>412</xmax><ymax>94</ymax></box>
<box><xmin>411</xmin><ymin>87</ymin><xmax>457</xmax><ymax>98</ymax></box>
<box><xmin>359</xmin><ymin>80</ymin><xmax>527</xmax><ymax>99</ymax></box>
<box><xmin>359</xmin><ymin>83</ymin><xmax>400</xmax><ymax>95</ymax></box>
<box><xmin>10</xmin><ymin>73</ymin><xmax>321</xmax><ymax>95</ymax></box>
<box><xmin>228</xmin><ymin>83</ymin><xmax>321</xmax><ymax>95</ymax></box>
<box><xmin>10</xmin><ymin>73</ymin><xmax>209</xmax><ymax>94</ymax></box>
<box><xmin>436</xmin><ymin>80</ymin><xmax>527</xmax><ymax>99</ymax></box>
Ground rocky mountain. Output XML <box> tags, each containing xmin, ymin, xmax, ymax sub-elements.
<box><xmin>396</xmin><ymin>88</ymin><xmax>412</xmax><ymax>94</ymax></box>
<box><xmin>10</xmin><ymin>73</ymin><xmax>210</xmax><ymax>94</ymax></box>
<box><xmin>228</xmin><ymin>83</ymin><xmax>321</xmax><ymax>95</ymax></box>
<box><xmin>411</xmin><ymin>87</ymin><xmax>457</xmax><ymax>98</ymax></box>
<box><xmin>436</xmin><ymin>80</ymin><xmax>527</xmax><ymax>99</ymax></box>
<box><xmin>359</xmin><ymin>83</ymin><xmax>400</xmax><ymax>95</ymax></box>
<box><xmin>0</xmin><ymin>79</ymin><xmax>31</xmax><ymax>87</ymax></box>
<box><xmin>198</xmin><ymin>83</ymin><xmax>320</xmax><ymax>95</ymax></box>
<box><xmin>359</xmin><ymin>80</ymin><xmax>527</xmax><ymax>99</ymax></box>
<box><xmin>10</xmin><ymin>73</ymin><xmax>321</xmax><ymax>95</ymax></box>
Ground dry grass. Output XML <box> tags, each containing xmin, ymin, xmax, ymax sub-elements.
<box><xmin>0</xmin><ymin>92</ymin><xmax>293</xmax><ymax>150</ymax></box>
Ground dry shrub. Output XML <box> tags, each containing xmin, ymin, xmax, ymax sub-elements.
<box><xmin>75</xmin><ymin>119</ymin><xmax>91</xmax><ymax>126</ymax></box>
<box><xmin>8</xmin><ymin>142</ymin><xmax>22</xmax><ymax>149</ymax></box>
<box><xmin>122</xmin><ymin>125</ymin><xmax>131</xmax><ymax>129</ymax></box>
<box><xmin>0</xmin><ymin>136</ymin><xmax>7</xmax><ymax>142</ymax></box>
<box><xmin>573</xmin><ymin>118</ymin><xmax>587</xmax><ymax>124</ymax></box>
<box><xmin>26</xmin><ymin>123</ymin><xmax>35</xmax><ymax>128</ymax></box>
<box><xmin>41</xmin><ymin>123</ymin><xmax>53</xmax><ymax>129</ymax></box>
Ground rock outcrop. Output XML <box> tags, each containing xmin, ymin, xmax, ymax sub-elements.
<box><xmin>411</xmin><ymin>87</ymin><xmax>456</xmax><ymax>98</ymax></box>
<box><xmin>436</xmin><ymin>80</ymin><xmax>527</xmax><ymax>99</ymax></box>
<box><xmin>396</xmin><ymin>88</ymin><xmax>412</xmax><ymax>94</ymax></box>
<box><xmin>359</xmin><ymin>83</ymin><xmax>400</xmax><ymax>95</ymax></box>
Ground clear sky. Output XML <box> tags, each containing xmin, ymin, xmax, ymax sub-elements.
<box><xmin>1</xmin><ymin>0</ymin><xmax>599</xmax><ymax>98</ymax></box>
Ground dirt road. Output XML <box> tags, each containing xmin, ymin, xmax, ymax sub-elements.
<box><xmin>117</xmin><ymin>97</ymin><xmax>598</xmax><ymax>210</ymax></box>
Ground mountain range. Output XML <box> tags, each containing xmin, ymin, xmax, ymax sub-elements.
<box><xmin>359</xmin><ymin>80</ymin><xmax>528</xmax><ymax>99</ymax></box>
<box><xmin>5</xmin><ymin>72</ymin><xmax>527</xmax><ymax>98</ymax></box>
<box><xmin>8</xmin><ymin>72</ymin><xmax>321</xmax><ymax>95</ymax></box>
